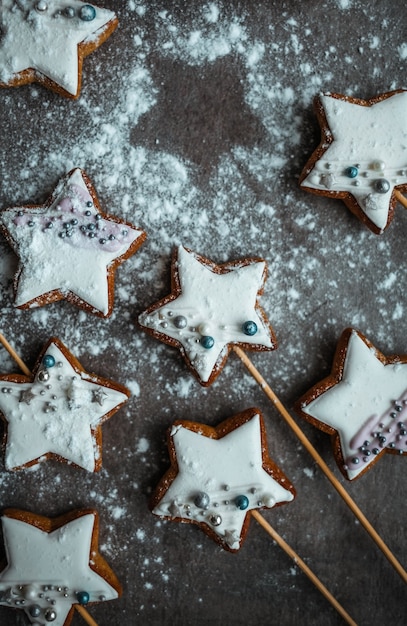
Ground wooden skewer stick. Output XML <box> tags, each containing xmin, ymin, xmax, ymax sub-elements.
<box><xmin>251</xmin><ymin>510</ymin><xmax>357</xmax><ymax>626</ymax></box>
<box><xmin>0</xmin><ymin>332</ymin><xmax>31</xmax><ymax>376</ymax></box>
<box><xmin>75</xmin><ymin>605</ymin><xmax>99</xmax><ymax>626</ymax></box>
<box><xmin>394</xmin><ymin>189</ymin><xmax>407</xmax><ymax>210</ymax></box>
<box><xmin>0</xmin><ymin>334</ymin><xmax>357</xmax><ymax>625</ymax></box>
<box><xmin>0</xmin><ymin>332</ymin><xmax>100</xmax><ymax>626</ymax></box>
<box><xmin>233</xmin><ymin>346</ymin><xmax>407</xmax><ymax>585</ymax></box>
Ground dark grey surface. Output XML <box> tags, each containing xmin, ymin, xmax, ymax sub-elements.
<box><xmin>0</xmin><ymin>1</ymin><xmax>406</xmax><ymax>624</ymax></box>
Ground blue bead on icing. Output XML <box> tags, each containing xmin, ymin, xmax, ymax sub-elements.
<box><xmin>76</xmin><ymin>591</ymin><xmax>90</xmax><ymax>605</ymax></box>
<box><xmin>79</xmin><ymin>5</ymin><xmax>96</xmax><ymax>21</ymax></box>
<box><xmin>242</xmin><ymin>321</ymin><xmax>258</xmax><ymax>336</ymax></box>
<box><xmin>42</xmin><ymin>355</ymin><xmax>56</xmax><ymax>368</ymax></box>
<box><xmin>235</xmin><ymin>495</ymin><xmax>249</xmax><ymax>510</ymax></box>
<box><xmin>345</xmin><ymin>166</ymin><xmax>358</xmax><ymax>178</ymax></box>
<box><xmin>201</xmin><ymin>335</ymin><xmax>214</xmax><ymax>349</ymax></box>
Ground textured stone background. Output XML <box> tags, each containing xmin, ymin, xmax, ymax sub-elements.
<box><xmin>0</xmin><ymin>1</ymin><xmax>406</xmax><ymax>624</ymax></box>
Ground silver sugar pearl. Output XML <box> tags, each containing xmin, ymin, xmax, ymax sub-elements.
<box><xmin>374</xmin><ymin>178</ymin><xmax>390</xmax><ymax>194</ymax></box>
<box><xmin>37</xmin><ymin>369</ymin><xmax>50</xmax><ymax>383</ymax></box>
<box><xmin>35</xmin><ymin>1</ymin><xmax>48</xmax><ymax>11</ymax></box>
<box><xmin>173</xmin><ymin>315</ymin><xmax>187</xmax><ymax>329</ymax></box>
<box><xmin>45</xmin><ymin>608</ymin><xmax>57</xmax><ymax>622</ymax></box>
<box><xmin>29</xmin><ymin>605</ymin><xmax>41</xmax><ymax>618</ymax></box>
<box><xmin>209</xmin><ymin>514</ymin><xmax>222</xmax><ymax>526</ymax></box>
<box><xmin>194</xmin><ymin>491</ymin><xmax>210</xmax><ymax>510</ymax></box>
<box><xmin>63</xmin><ymin>6</ymin><xmax>75</xmax><ymax>18</ymax></box>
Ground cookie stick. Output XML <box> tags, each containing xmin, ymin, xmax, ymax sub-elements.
<box><xmin>256</xmin><ymin>518</ymin><xmax>357</xmax><ymax>625</ymax></box>
<box><xmin>251</xmin><ymin>510</ymin><xmax>357</xmax><ymax>625</ymax></box>
<box><xmin>0</xmin><ymin>332</ymin><xmax>101</xmax><ymax>626</ymax></box>
<box><xmin>233</xmin><ymin>345</ymin><xmax>407</xmax><ymax>585</ymax></box>
<box><xmin>394</xmin><ymin>190</ymin><xmax>407</xmax><ymax>209</ymax></box>
<box><xmin>138</xmin><ymin>245</ymin><xmax>406</xmax><ymax>582</ymax></box>
<box><xmin>0</xmin><ymin>332</ymin><xmax>30</xmax><ymax>376</ymax></box>
<box><xmin>0</xmin><ymin>336</ymin><xmax>357</xmax><ymax>625</ymax></box>
<box><xmin>76</xmin><ymin>605</ymin><xmax>99</xmax><ymax>626</ymax></box>
<box><xmin>153</xmin><ymin>412</ymin><xmax>357</xmax><ymax>626</ymax></box>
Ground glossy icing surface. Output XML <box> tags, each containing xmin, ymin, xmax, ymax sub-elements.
<box><xmin>139</xmin><ymin>246</ymin><xmax>276</xmax><ymax>384</ymax></box>
<box><xmin>301</xmin><ymin>91</ymin><xmax>407</xmax><ymax>232</ymax></box>
<box><xmin>0</xmin><ymin>511</ymin><xmax>118</xmax><ymax>626</ymax></box>
<box><xmin>0</xmin><ymin>339</ymin><xmax>129</xmax><ymax>471</ymax></box>
<box><xmin>152</xmin><ymin>413</ymin><xmax>294</xmax><ymax>551</ymax></box>
<box><xmin>0</xmin><ymin>0</ymin><xmax>116</xmax><ymax>96</ymax></box>
<box><xmin>300</xmin><ymin>330</ymin><xmax>407</xmax><ymax>479</ymax></box>
<box><xmin>0</xmin><ymin>168</ymin><xmax>145</xmax><ymax>316</ymax></box>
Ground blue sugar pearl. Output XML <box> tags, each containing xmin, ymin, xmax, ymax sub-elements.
<box><xmin>79</xmin><ymin>5</ymin><xmax>96</xmax><ymax>21</ymax></box>
<box><xmin>242</xmin><ymin>320</ymin><xmax>258</xmax><ymax>336</ymax></box>
<box><xmin>201</xmin><ymin>335</ymin><xmax>214</xmax><ymax>349</ymax></box>
<box><xmin>43</xmin><ymin>354</ymin><xmax>56</xmax><ymax>368</ymax></box>
<box><xmin>345</xmin><ymin>166</ymin><xmax>358</xmax><ymax>178</ymax></box>
<box><xmin>76</xmin><ymin>591</ymin><xmax>90</xmax><ymax>605</ymax></box>
<box><xmin>235</xmin><ymin>495</ymin><xmax>249</xmax><ymax>510</ymax></box>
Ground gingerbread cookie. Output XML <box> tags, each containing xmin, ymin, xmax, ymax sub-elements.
<box><xmin>300</xmin><ymin>89</ymin><xmax>407</xmax><ymax>234</ymax></box>
<box><xmin>0</xmin><ymin>508</ymin><xmax>121</xmax><ymax>625</ymax></box>
<box><xmin>296</xmin><ymin>328</ymin><xmax>407</xmax><ymax>480</ymax></box>
<box><xmin>0</xmin><ymin>168</ymin><xmax>146</xmax><ymax>317</ymax></box>
<box><xmin>138</xmin><ymin>246</ymin><xmax>277</xmax><ymax>386</ymax></box>
<box><xmin>0</xmin><ymin>1</ymin><xmax>118</xmax><ymax>99</ymax></box>
<box><xmin>0</xmin><ymin>336</ymin><xmax>130</xmax><ymax>471</ymax></box>
<box><xmin>150</xmin><ymin>408</ymin><xmax>295</xmax><ymax>552</ymax></box>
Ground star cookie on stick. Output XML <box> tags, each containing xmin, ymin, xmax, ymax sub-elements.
<box><xmin>296</xmin><ymin>328</ymin><xmax>407</xmax><ymax>480</ymax></box>
<box><xmin>0</xmin><ymin>0</ymin><xmax>118</xmax><ymax>99</ymax></box>
<box><xmin>0</xmin><ymin>336</ymin><xmax>130</xmax><ymax>471</ymax></box>
<box><xmin>300</xmin><ymin>90</ymin><xmax>407</xmax><ymax>234</ymax></box>
<box><xmin>151</xmin><ymin>408</ymin><xmax>295</xmax><ymax>552</ymax></box>
<box><xmin>0</xmin><ymin>508</ymin><xmax>121</xmax><ymax>626</ymax></box>
<box><xmin>138</xmin><ymin>245</ymin><xmax>277</xmax><ymax>386</ymax></box>
<box><xmin>0</xmin><ymin>168</ymin><xmax>146</xmax><ymax>317</ymax></box>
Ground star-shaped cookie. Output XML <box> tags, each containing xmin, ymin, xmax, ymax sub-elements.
<box><xmin>0</xmin><ymin>508</ymin><xmax>121</xmax><ymax>626</ymax></box>
<box><xmin>151</xmin><ymin>408</ymin><xmax>295</xmax><ymax>552</ymax></box>
<box><xmin>300</xmin><ymin>90</ymin><xmax>407</xmax><ymax>234</ymax></box>
<box><xmin>138</xmin><ymin>246</ymin><xmax>277</xmax><ymax>385</ymax></box>
<box><xmin>0</xmin><ymin>0</ymin><xmax>118</xmax><ymax>98</ymax></box>
<box><xmin>0</xmin><ymin>168</ymin><xmax>146</xmax><ymax>317</ymax></box>
<box><xmin>0</xmin><ymin>337</ymin><xmax>130</xmax><ymax>471</ymax></box>
<box><xmin>296</xmin><ymin>328</ymin><xmax>407</xmax><ymax>480</ymax></box>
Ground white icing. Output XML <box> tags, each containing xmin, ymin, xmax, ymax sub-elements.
<box><xmin>0</xmin><ymin>0</ymin><xmax>116</xmax><ymax>96</ymax></box>
<box><xmin>0</xmin><ymin>169</ymin><xmax>145</xmax><ymax>316</ymax></box>
<box><xmin>0</xmin><ymin>512</ymin><xmax>118</xmax><ymax>626</ymax></box>
<box><xmin>153</xmin><ymin>414</ymin><xmax>294</xmax><ymax>550</ymax></box>
<box><xmin>301</xmin><ymin>330</ymin><xmax>407</xmax><ymax>479</ymax></box>
<box><xmin>0</xmin><ymin>340</ymin><xmax>129</xmax><ymax>471</ymax></box>
<box><xmin>301</xmin><ymin>91</ymin><xmax>407</xmax><ymax>231</ymax></box>
<box><xmin>139</xmin><ymin>246</ymin><xmax>275</xmax><ymax>383</ymax></box>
